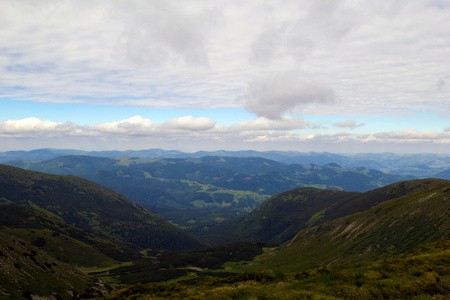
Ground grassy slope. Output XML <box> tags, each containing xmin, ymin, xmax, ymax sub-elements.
<box><xmin>0</xmin><ymin>164</ymin><xmax>209</xmax><ymax>250</ymax></box>
<box><xmin>208</xmin><ymin>179</ymin><xmax>449</xmax><ymax>244</ymax></box>
<box><xmin>0</xmin><ymin>204</ymin><xmax>140</xmax><ymax>267</ymax></box>
<box><xmin>0</xmin><ymin>232</ymin><xmax>100</xmax><ymax>299</ymax></box>
<box><xmin>104</xmin><ymin>239</ymin><xmax>450</xmax><ymax>299</ymax></box>
<box><xmin>260</xmin><ymin>179</ymin><xmax>450</xmax><ymax>272</ymax></box>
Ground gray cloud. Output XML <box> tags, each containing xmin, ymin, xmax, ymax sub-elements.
<box><xmin>113</xmin><ymin>0</ymin><xmax>221</xmax><ymax>68</ymax></box>
<box><xmin>240</xmin><ymin>72</ymin><xmax>335</xmax><ymax>119</ymax></box>
<box><xmin>0</xmin><ymin>0</ymin><xmax>450</xmax><ymax>155</ymax></box>
<box><xmin>373</xmin><ymin>129</ymin><xmax>449</xmax><ymax>141</ymax></box>
<box><xmin>334</xmin><ymin>119</ymin><xmax>365</xmax><ymax>129</ymax></box>
<box><xmin>434</xmin><ymin>78</ymin><xmax>446</xmax><ymax>90</ymax></box>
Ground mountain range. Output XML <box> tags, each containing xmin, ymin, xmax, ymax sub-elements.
<box><xmin>1</xmin><ymin>148</ymin><xmax>450</xmax><ymax>178</ymax></box>
<box><xmin>5</xmin><ymin>155</ymin><xmax>415</xmax><ymax>237</ymax></box>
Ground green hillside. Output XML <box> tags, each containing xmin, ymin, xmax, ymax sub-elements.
<box><xmin>211</xmin><ymin>178</ymin><xmax>449</xmax><ymax>244</ymax></box>
<box><xmin>103</xmin><ymin>239</ymin><xmax>450</xmax><ymax>299</ymax></box>
<box><xmin>0</xmin><ymin>164</ymin><xmax>208</xmax><ymax>250</ymax></box>
<box><xmin>0</xmin><ymin>205</ymin><xmax>140</xmax><ymax>267</ymax></box>
<box><xmin>259</xmin><ymin>179</ymin><xmax>450</xmax><ymax>272</ymax></box>
<box><xmin>0</xmin><ymin>232</ymin><xmax>104</xmax><ymax>299</ymax></box>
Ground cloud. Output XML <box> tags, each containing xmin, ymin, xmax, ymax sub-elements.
<box><xmin>1</xmin><ymin>0</ymin><xmax>450</xmax><ymax>118</ymax></box>
<box><xmin>0</xmin><ymin>117</ymin><xmax>77</xmax><ymax>137</ymax></box>
<box><xmin>113</xmin><ymin>0</ymin><xmax>222</xmax><ymax>68</ymax></box>
<box><xmin>434</xmin><ymin>78</ymin><xmax>446</xmax><ymax>90</ymax></box>
<box><xmin>240</xmin><ymin>72</ymin><xmax>335</xmax><ymax>119</ymax></box>
<box><xmin>231</xmin><ymin>116</ymin><xmax>310</xmax><ymax>131</ymax></box>
<box><xmin>160</xmin><ymin>116</ymin><xmax>216</xmax><ymax>130</ymax></box>
<box><xmin>334</xmin><ymin>119</ymin><xmax>365</xmax><ymax>129</ymax></box>
<box><xmin>373</xmin><ymin>129</ymin><xmax>450</xmax><ymax>141</ymax></box>
<box><xmin>89</xmin><ymin>116</ymin><xmax>155</xmax><ymax>135</ymax></box>
<box><xmin>89</xmin><ymin>115</ymin><xmax>216</xmax><ymax>135</ymax></box>
<box><xmin>444</xmin><ymin>126</ymin><xmax>450</xmax><ymax>132</ymax></box>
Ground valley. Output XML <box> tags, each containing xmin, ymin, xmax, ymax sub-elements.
<box><xmin>0</xmin><ymin>151</ymin><xmax>449</xmax><ymax>299</ymax></box>
<box><xmin>5</xmin><ymin>154</ymin><xmax>416</xmax><ymax>238</ymax></box>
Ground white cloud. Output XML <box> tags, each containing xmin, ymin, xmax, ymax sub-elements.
<box><xmin>160</xmin><ymin>116</ymin><xmax>216</xmax><ymax>131</ymax></box>
<box><xmin>0</xmin><ymin>117</ymin><xmax>77</xmax><ymax>136</ymax></box>
<box><xmin>1</xmin><ymin>116</ymin><xmax>450</xmax><ymax>153</ymax></box>
<box><xmin>240</xmin><ymin>72</ymin><xmax>335</xmax><ymax>119</ymax></box>
<box><xmin>89</xmin><ymin>116</ymin><xmax>155</xmax><ymax>135</ymax></box>
<box><xmin>334</xmin><ymin>119</ymin><xmax>365</xmax><ymax>129</ymax></box>
<box><xmin>231</xmin><ymin>116</ymin><xmax>309</xmax><ymax>131</ymax></box>
<box><xmin>89</xmin><ymin>115</ymin><xmax>216</xmax><ymax>136</ymax></box>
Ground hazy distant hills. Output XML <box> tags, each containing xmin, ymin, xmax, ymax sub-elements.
<box><xmin>1</xmin><ymin>148</ymin><xmax>450</xmax><ymax>178</ymax></box>
<box><xmin>0</xmin><ymin>164</ymin><xmax>208</xmax><ymax>250</ymax></box>
<box><xmin>5</xmin><ymin>155</ymin><xmax>415</xmax><ymax>236</ymax></box>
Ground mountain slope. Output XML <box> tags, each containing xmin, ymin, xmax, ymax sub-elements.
<box><xmin>0</xmin><ymin>232</ymin><xmax>99</xmax><ymax>299</ymax></box>
<box><xmin>261</xmin><ymin>179</ymin><xmax>450</xmax><ymax>272</ymax></box>
<box><xmin>209</xmin><ymin>179</ymin><xmax>449</xmax><ymax>244</ymax></box>
<box><xmin>0</xmin><ymin>164</ymin><xmax>209</xmax><ymax>250</ymax></box>
<box><xmin>0</xmin><ymin>204</ymin><xmax>141</xmax><ymax>267</ymax></box>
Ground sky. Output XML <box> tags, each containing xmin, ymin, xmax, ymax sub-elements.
<box><xmin>1</xmin><ymin>0</ymin><xmax>449</xmax><ymax>153</ymax></box>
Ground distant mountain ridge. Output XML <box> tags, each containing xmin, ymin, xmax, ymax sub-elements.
<box><xmin>1</xmin><ymin>148</ymin><xmax>450</xmax><ymax>178</ymax></box>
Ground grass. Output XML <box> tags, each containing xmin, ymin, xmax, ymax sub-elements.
<box><xmin>100</xmin><ymin>239</ymin><xmax>450</xmax><ymax>300</ymax></box>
